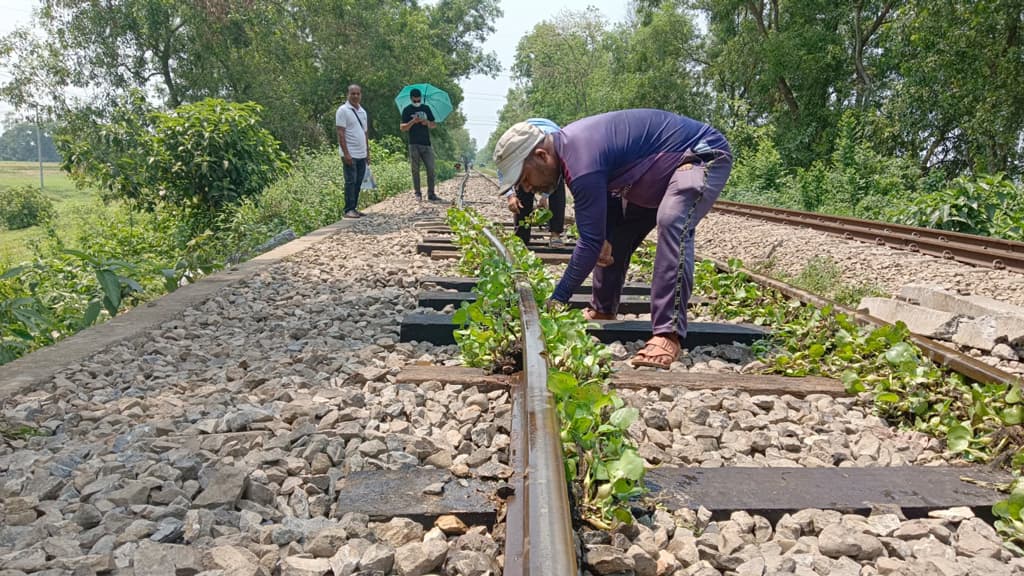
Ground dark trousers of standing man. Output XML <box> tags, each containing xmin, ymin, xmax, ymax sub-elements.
<box><xmin>513</xmin><ymin>178</ymin><xmax>567</xmax><ymax>246</ymax></box>
<box><xmin>343</xmin><ymin>158</ymin><xmax>367</xmax><ymax>213</ymax></box>
<box><xmin>409</xmin><ymin>144</ymin><xmax>436</xmax><ymax>199</ymax></box>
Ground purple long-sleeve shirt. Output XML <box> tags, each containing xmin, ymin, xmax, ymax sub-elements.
<box><xmin>550</xmin><ymin>109</ymin><xmax>727</xmax><ymax>303</ymax></box>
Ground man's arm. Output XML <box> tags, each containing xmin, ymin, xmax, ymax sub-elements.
<box><xmin>551</xmin><ymin>173</ymin><xmax>607</xmax><ymax>302</ymax></box>
<box><xmin>400</xmin><ymin>109</ymin><xmax>417</xmax><ymax>132</ymax></box>
<box><xmin>337</xmin><ymin>125</ymin><xmax>352</xmax><ymax>165</ymax></box>
<box><xmin>425</xmin><ymin>106</ymin><xmax>437</xmax><ymax>129</ymax></box>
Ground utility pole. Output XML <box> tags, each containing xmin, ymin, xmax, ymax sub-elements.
<box><xmin>36</xmin><ymin>119</ymin><xmax>44</xmax><ymax>190</ymax></box>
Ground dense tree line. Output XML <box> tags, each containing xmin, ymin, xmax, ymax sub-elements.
<box><xmin>0</xmin><ymin>121</ymin><xmax>59</xmax><ymax>162</ymax></box>
<box><xmin>0</xmin><ymin>0</ymin><xmax>499</xmax><ymax>159</ymax></box>
<box><xmin>482</xmin><ymin>0</ymin><xmax>1024</xmax><ymax>184</ymax></box>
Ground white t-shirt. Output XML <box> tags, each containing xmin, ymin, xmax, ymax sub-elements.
<box><xmin>336</xmin><ymin>102</ymin><xmax>368</xmax><ymax>159</ymax></box>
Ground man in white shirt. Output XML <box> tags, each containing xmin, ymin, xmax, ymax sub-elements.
<box><xmin>336</xmin><ymin>84</ymin><xmax>370</xmax><ymax>219</ymax></box>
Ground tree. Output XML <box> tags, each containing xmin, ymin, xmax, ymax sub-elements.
<box><xmin>1</xmin><ymin>0</ymin><xmax>503</xmax><ymax>152</ymax></box>
<box><xmin>0</xmin><ymin>121</ymin><xmax>60</xmax><ymax>162</ymax></box>
<box><xmin>698</xmin><ymin>0</ymin><xmax>853</xmax><ymax>166</ymax></box>
<box><xmin>611</xmin><ymin>0</ymin><xmax>708</xmax><ymax>117</ymax></box>
<box><xmin>512</xmin><ymin>9</ymin><xmax>618</xmax><ymax>124</ymax></box>
<box><xmin>882</xmin><ymin>0</ymin><xmax>1024</xmax><ymax>175</ymax></box>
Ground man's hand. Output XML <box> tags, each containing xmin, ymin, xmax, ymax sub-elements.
<box><xmin>507</xmin><ymin>195</ymin><xmax>523</xmax><ymax>214</ymax></box>
<box><xmin>343</xmin><ymin>154</ymin><xmax>353</xmax><ymax>166</ymax></box>
<box><xmin>597</xmin><ymin>240</ymin><xmax>614</xmax><ymax>268</ymax></box>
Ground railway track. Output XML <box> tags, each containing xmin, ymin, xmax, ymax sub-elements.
<box><xmin>714</xmin><ymin>200</ymin><xmax>1024</xmax><ymax>274</ymax></box>
<box><xmin>395</xmin><ymin>188</ymin><xmax>1019</xmax><ymax>572</ymax></box>
<box><xmin>3</xmin><ymin>171</ymin><xmax>1017</xmax><ymax>574</ymax></box>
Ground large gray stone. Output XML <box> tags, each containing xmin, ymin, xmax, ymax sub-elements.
<box><xmin>360</xmin><ymin>543</ymin><xmax>395</xmax><ymax>573</ymax></box>
<box><xmin>105</xmin><ymin>480</ymin><xmax>154</xmax><ymax>507</ymax></box>
<box><xmin>817</xmin><ymin>524</ymin><xmax>884</xmax><ymax>560</ymax></box>
<box><xmin>904</xmin><ymin>557</ymin><xmax>965</xmax><ymax>576</ymax></box>
<box><xmin>445</xmin><ymin>550</ymin><xmax>497</xmax><ymax>576</ymax></box>
<box><xmin>857</xmin><ymin>298</ymin><xmax>959</xmax><ymax>339</ymax></box>
<box><xmin>132</xmin><ymin>542</ymin><xmax>202</xmax><ymax>576</ymax></box>
<box><xmin>394</xmin><ymin>539</ymin><xmax>447</xmax><ymax>576</ymax></box>
<box><xmin>373</xmin><ymin>518</ymin><xmax>423</xmax><ymax>548</ymax></box>
<box><xmin>280</xmin><ymin>556</ymin><xmax>331</xmax><ymax>576</ymax></box>
<box><xmin>898</xmin><ymin>284</ymin><xmax>1024</xmax><ymax>319</ymax></box>
<box><xmin>205</xmin><ymin>545</ymin><xmax>261</xmax><ymax>576</ymax></box>
<box><xmin>193</xmin><ymin>466</ymin><xmax>248</xmax><ymax>508</ymax></box>
<box><xmin>585</xmin><ymin>545</ymin><xmax>635</xmax><ymax>575</ymax></box>
<box><xmin>954</xmin><ymin>518</ymin><xmax>1003</xmax><ymax>558</ymax></box>
<box><xmin>668</xmin><ymin>530</ymin><xmax>700</xmax><ymax>566</ymax></box>
<box><xmin>953</xmin><ymin>315</ymin><xmax>1024</xmax><ymax>351</ymax></box>
<box><xmin>306</xmin><ymin>526</ymin><xmax>348</xmax><ymax>558</ymax></box>
<box><xmin>627</xmin><ymin>544</ymin><xmax>657</xmax><ymax>576</ymax></box>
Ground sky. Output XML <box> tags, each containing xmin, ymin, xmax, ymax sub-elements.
<box><xmin>457</xmin><ymin>0</ymin><xmax>630</xmax><ymax>147</ymax></box>
<box><xmin>0</xmin><ymin>0</ymin><xmax>631</xmax><ymax>146</ymax></box>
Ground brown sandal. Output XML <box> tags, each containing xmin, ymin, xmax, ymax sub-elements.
<box><xmin>630</xmin><ymin>336</ymin><xmax>681</xmax><ymax>369</ymax></box>
<box><xmin>583</xmin><ymin>307</ymin><xmax>616</xmax><ymax>321</ymax></box>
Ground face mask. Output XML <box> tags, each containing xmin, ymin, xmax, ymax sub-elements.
<box><xmin>412</xmin><ymin>102</ymin><xmax>421</xmax><ymax>107</ymax></box>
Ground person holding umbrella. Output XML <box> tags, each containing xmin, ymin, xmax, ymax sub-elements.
<box><xmin>492</xmin><ymin>109</ymin><xmax>733</xmax><ymax>369</ymax></box>
<box><xmin>400</xmin><ymin>88</ymin><xmax>441</xmax><ymax>201</ymax></box>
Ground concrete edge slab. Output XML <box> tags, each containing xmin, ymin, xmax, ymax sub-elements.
<box><xmin>0</xmin><ymin>215</ymin><xmax>363</xmax><ymax>399</ymax></box>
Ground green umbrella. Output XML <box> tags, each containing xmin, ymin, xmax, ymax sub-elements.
<box><xmin>394</xmin><ymin>83</ymin><xmax>453</xmax><ymax>123</ymax></box>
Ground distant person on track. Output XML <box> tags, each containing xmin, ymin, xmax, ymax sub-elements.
<box><xmin>500</xmin><ymin>118</ymin><xmax>567</xmax><ymax>248</ymax></box>
<box><xmin>336</xmin><ymin>84</ymin><xmax>370</xmax><ymax>219</ymax></box>
<box><xmin>493</xmin><ymin>109</ymin><xmax>733</xmax><ymax>369</ymax></box>
<box><xmin>400</xmin><ymin>88</ymin><xmax>442</xmax><ymax>202</ymax></box>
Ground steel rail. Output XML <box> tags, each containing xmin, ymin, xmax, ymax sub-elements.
<box><xmin>479</xmin><ymin>227</ymin><xmax>578</xmax><ymax>576</ymax></box>
<box><xmin>456</xmin><ymin>171</ymin><xmax>471</xmax><ymax>209</ymax></box>
<box><xmin>714</xmin><ymin>200</ymin><xmax>1024</xmax><ymax>273</ymax></box>
<box><xmin>705</xmin><ymin>256</ymin><xmax>1022</xmax><ymax>388</ymax></box>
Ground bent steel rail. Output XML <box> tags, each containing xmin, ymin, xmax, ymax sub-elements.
<box><xmin>479</xmin><ymin>227</ymin><xmax>578</xmax><ymax>576</ymax></box>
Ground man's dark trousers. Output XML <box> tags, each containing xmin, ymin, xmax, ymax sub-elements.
<box><xmin>343</xmin><ymin>158</ymin><xmax>367</xmax><ymax>213</ymax></box>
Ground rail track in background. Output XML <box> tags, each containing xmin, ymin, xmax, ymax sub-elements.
<box><xmin>714</xmin><ymin>200</ymin><xmax>1024</xmax><ymax>274</ymax></box>
<box><xmin>468</xmin><ymin>172</ymin><xmax>1024</xmax><ymax>274</ymax></box>
<box><xmin>384</xmin><ymin>186</ymin><xmax>1018</xmax><ymax>572</ymax></box>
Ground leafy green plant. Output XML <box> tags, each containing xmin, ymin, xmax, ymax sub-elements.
<box><xmin>0</xmin><ymin>185</ymin><xmax>56</xmax><ymax>230</ymax></box>
<box><xmin>897</xmin><ymin>173</ymin><xmax>1024</xmax><ymax>241</ymax></box>
<box><xmin>152</xmin><ymin>99</ymin><xmax>291</xmax><ymax>215</ymax></box>
<box><xmin>628</xmin><ymin>240</ymin><xmax>656</xmax><ymax>283</ymax></box>
<box><xmin>994</xmin><ymin>479</ymin><xmax>1024</xmax><ymax>555</ymax></box>
<box><xmin>447</xmin><ymin>207</ymin><xmax>644</xmax><ymax>527</ymax></box>
<box><xmin>0</xmin><ymin>422</ymin><xmax>47</xmax><ymax>441</ymax></box>
<box><xmin>58</xmin><ymin>95</ymin><xmax>290</xmax><ymax>233</ymax></box>
<box><xmin>521</xmin><ymin>207</ymin><xmax>552</xmax><ymax>228</ymax></box>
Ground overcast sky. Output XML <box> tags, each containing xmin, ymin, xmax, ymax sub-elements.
<box><xmin>0</xmin><ymin>0</ymin><xmax>631</xmax><ymax>147</ymax></box>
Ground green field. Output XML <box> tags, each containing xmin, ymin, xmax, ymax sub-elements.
<box><xmin>0</xmin><ymin>161</ymin><xmax>97</xmax><ymax>265</ymax></box>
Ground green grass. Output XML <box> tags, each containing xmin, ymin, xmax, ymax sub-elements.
<box><xmin>0</xmin><ymin>162</ymin><xmax>98</xmax><ymax>265</ymax></box>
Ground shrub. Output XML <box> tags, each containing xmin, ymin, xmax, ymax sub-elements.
<box><xmin>153</xmin><ymin>99</ymin><xmax>291</xmax><ymax>214</ymax></box>
<box><xmin>722</xmin><ymin>126</ymin><xmax>789</xmax><ymax>206</ymax></box>
<box><xmin>57</xmin><ymin>95</ymin><xmax>290</xmax><ymax>230</ymax></box>
<box><xmin>898</xmin><ymin>173</ymin><xmax>1024</xmax><ymax>240</ymax></box>
<box><xmin>217</xmin><ymin>145</ymin><xmax>414</xmax><ymax>257</ymax></box>
<box><xmin>0</xmin><ymin>186</ymin><xmax>56</xmax><ymax>230</ymax></box>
